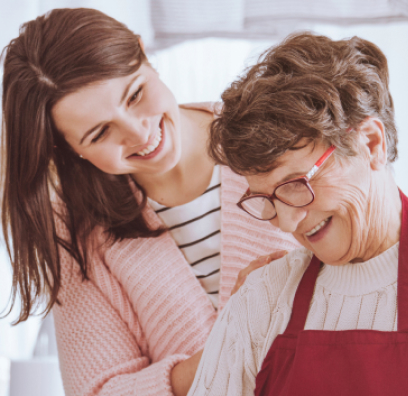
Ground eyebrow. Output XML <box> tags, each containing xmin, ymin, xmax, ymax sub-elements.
<box><xmin>249</xmin><ymin>171</ymin><xmax>305</xmax><ymax>195</ymax></box>
<box><xmin>249</xmin><ymin>143</ymin><xmax>317</xmax><ymax>195</ymax></box>
<box><xmin>120</xmin><ymin>74</ymin><xmax>140</xmax><ymax>104</ymax></box>
<box><xmin>280</xmin><ymin>171</ymin><xmax>305</xmax><ymax>184</ymax></box>
<box><xmin>79</xmin><ymin>74</ymin><xmax>141</xmax><ymax>145</ymax></box>
<box><xmin>79</xmin><ymin>122</ymin><xmax>104</xmax><ymax>145</ymax></box>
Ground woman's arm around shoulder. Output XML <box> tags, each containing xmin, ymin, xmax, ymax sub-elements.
<box><xmin>53</xmin><ymin>216</ymin><xmax>194</xmax><ymax>396</ymax></box>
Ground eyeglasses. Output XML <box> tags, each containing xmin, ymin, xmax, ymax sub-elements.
<box><xmin>237</xmin><ymin>145</ymin><xmax>336</xmax><ymax>220</ymax></box>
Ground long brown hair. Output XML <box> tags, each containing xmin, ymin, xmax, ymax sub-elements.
<box><xmin>1</xmin><ymin>8</ymin><xmax>164</xmax><ymax>323</ymax></box>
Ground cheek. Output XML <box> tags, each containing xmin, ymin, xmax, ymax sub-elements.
<box><xmin>144</xmin><ymin>80</ymin><xmax>176</xmax><ymax>115</ymax></box>
<box><xmin>86</xmin><ymin>146</ymin><xmax>122</xmax><ymax>174</ymax></box>
<box><xmin>313</xmin><ymin>158</ymin><xmax>371</xmax><ymax>217</ymax></box>
<box><xmin>313</xmin><ymin>172</ymin><xmax>370</xmax><ymax>257</ymax></box>
<box><xmin>314</xmin><ymin>181</ymin><xmax>369</xmax><ymax>235</ymax></box>
<box><xmin>321</xmin><ymin>184</ymin><xmax>367</xmax><ymax>213</ymax></box>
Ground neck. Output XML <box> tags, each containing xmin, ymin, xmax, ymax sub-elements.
<box><xmin>354</xmin><ymin>168</ymin><xmax>402</xmax><ymax>263</ymax></box>
<box><xmin>135</xmin><ymin>106</ymin><xmax>214</xmax><ymax>207</ymax></box>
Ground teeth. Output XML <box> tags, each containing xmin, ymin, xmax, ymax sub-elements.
<box><xmin>135</xmin><ymin>128</ymin><xmax>162</xmax><ymax>156</ymax></box>
<box><xmin>305</xmin><ymin>218</ymin><xmax>330</xmax><ymax>237</ymax></box>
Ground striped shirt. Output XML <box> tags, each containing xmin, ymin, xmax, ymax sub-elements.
<box><xmin>148</xmin><ymin>165</ymin><xmax>221</xmax><ymax>308</ymax></box>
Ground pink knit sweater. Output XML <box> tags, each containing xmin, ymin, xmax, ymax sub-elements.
<box><xmin>53</xmin><ymin>167</ymin><xmax>299</xmax><ymax>396</ymax></box>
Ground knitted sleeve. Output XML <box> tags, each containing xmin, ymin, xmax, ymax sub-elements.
<box><xmin>53</xmin><ymin>263</ymin><xmax>188</xmax><ymax>396</ymax></box>
<box><xmin>53</xmin><ymin>216</ymin><xmax>189</xmax><ymax>396</ymax></box>
<box><xmin>187</xmin><ymin>250</ymin><xmax>310</xmax><ymax>396</ymax></box>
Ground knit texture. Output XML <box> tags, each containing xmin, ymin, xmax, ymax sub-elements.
<box><xmin>53</xmin><ymin>166</ymin><xmax>299</xmax><ymax>396</ymax></box>
<box><xmin>188</xmin><ymin>243</ymin><xmax>399</xmax><ymax>396</ymax></box>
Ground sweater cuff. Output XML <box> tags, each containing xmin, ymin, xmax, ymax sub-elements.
<box><xmin>81</xmin><ymin>354</ymin><xmax>190</xmax><ymax>396</ymax></box>
<box><xmin>138</xmin><ymin>354</ymin><xmax>190</xmax><ymax>396</ymax></box>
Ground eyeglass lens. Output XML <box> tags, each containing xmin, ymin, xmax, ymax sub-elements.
<box><xmin>241</xmin><ymin>196</ymin><xmax>276</xmax><ymax>220</ymax></box>
<box><xmin>241</xmin><ymin>181</ymin><xmax>314</xmax><ymax>220</ymax></box>
<box><xmin>275</xmin><ymin>181</ymin><xmax>313</xmax><ymax>206</ymax></box>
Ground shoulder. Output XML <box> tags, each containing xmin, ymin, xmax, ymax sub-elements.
<box><xmin>198</xmin><ymin>247</ymin><xmax>312</xmax><ymax>381</ymax></box>
<box><xmin>232</xmin><ymin>247</ymin><xmax>312</xmax><ymax>307</ymax></box>
<box><xmin>223</xmin><ymin>247</ymin><xmax>312</xmax><ymax>341</ymax></box>
<box><xmin>247</xmin><ymin>247</ymin><xmax>312</xmax><ymax>292</ymax></box>
<box><xmin>221</xmin><ymin>165</ymin><xmax>247</xmax><ymax>188</ymax></box>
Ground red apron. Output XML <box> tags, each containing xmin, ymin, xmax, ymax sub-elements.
<box><xmin>255</xmin><ymin>190</ymin><xmax>408</xmax><ymax>396</ymax></box>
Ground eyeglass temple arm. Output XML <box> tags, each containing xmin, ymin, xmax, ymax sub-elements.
<box><xmin>306</xmin><ymin>145</ymin><xmax>336</xmax><ymax>180</ymax></box>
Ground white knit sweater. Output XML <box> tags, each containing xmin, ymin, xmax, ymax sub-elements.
<box><xmin>188</xmin><ymin>243</ymin><xmax>399</xmax><ymax>396</ymax></box>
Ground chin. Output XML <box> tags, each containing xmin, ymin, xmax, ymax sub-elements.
<box><xmin>318</xmin><ymin>254</ymin><xmax>347</xmax><ymax>266</ymax></box>
<box><xmin>152</xmin><ymin>152</ymin><xmax>181</xmax><ymax>175</ymax></box>
<box><xmin>297</xmin><ymin>236</ymin><xmax>352</xmax><ymax>266</ymax></box>
<box><xmin>314</xmin><ymin>243</ymin><xmax>354</xmax><ymax>265</ymax></box>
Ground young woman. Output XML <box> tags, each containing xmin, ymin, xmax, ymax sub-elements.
<box><xmin>1</xmin><ymin>8</ymin><xmax>297</xmax><ymax>396</ymax></box>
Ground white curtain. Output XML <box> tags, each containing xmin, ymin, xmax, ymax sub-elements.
<box><xmin>3</xmin><ymin>0</ymin><xmax>406</xmax><ymax>51</ymax></box>
<box><xmin>0</xmin><ymin>0</ymin><xmax>153</xmax><ymax>54</ymax></box>
<box><xmin>151</xmin><ymin>0</ymin><xmax>408</xmax><ymax>47</ymax></box>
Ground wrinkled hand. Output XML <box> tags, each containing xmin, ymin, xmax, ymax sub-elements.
<box><xmin>231</xmin><ymin>250</ymin><xmax>288</xmax><ymax>295</ymax></box>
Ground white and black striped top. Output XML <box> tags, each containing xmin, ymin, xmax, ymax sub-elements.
<box><xmin>148</xmin><ymin>165</ymin><xmax>221</xmax><ymax>309</ymax></box>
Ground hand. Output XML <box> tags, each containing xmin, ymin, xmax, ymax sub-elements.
<box><xmin>171</xmin><ymin>349</ymin><xmax>203</xmax><ymax>396</ymax></box>
<box><xmin>231</xmin><ymin>250</ymin><xmax>288</xmax><ymax>295</ymax></box>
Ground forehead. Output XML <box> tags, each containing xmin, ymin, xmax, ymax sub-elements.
<box><xmin>54</xmin><ymin>80</ymin><xmax>113</xmax><ymax>124</ymax></box>
<box><xmin>51</xmin><ymin>80</ymin><xmax>122</xmax><ymax>143</ymax></box>
<box><xmin>245</xmin><ymin>141</ymin><xmax>324</xmax><ymax>193</ymax></box>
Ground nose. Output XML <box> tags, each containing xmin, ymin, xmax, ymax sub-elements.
<box><xmin>119</xmin><ymin>115</ymin><xmax>151</xmax><ymax>147</ymax></box>
<box><xmin>269</xmin><ymin>200</ymin><xmax>307</xmax><ymax>233</ymax></box>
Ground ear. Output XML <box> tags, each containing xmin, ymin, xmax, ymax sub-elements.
<box><xmin>138</xmin><ymin>37</ymin><xmax>146</xmax><ymax>54</ymax></box>
<box><xmin>357</xmin><ymin>117</ymin><xmax>387</xmax><ymax>170</ymax></box>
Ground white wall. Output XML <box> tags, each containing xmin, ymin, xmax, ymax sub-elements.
<box><xmin>313</xmin><ymin>22</ymin><xmax>408</xmax><ymax>194</ymax></box>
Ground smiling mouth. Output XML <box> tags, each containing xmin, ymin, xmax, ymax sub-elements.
<box><xmin>129</xmin><ymin>118</ymin><xmax>163</xmax><ymax>157</ymax></box>
<box><xmin>305</xmin><ymin>216</ymin><xmax>332</xmax><ymax>237</ymax></box>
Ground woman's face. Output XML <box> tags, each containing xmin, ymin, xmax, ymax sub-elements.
<box><xmin>52</xmin><ymin>63</ymin><xmax>182</xmax><ymax>176</ymax></box>
<box><xmin>245</xmin><ymin>140</ymin><xmax>378</xmax><ymax>265</ymax></box>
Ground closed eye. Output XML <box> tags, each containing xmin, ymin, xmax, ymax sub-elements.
<box><xmin>91</xmin><ymin>126</ymin><xmax>109</xmax><ymax>144</ymax></box>
<box><xmin>129</xmin><ymin>86</ymin><xmax>143</xmax><ymax>105</ymax></box>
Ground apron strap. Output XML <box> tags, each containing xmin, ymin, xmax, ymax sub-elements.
<box><xmin>284</xmin><ymin>255</ymin><xmax>321</xmax><ymax>336</ymax></box>
<box><xmin>398</xmin><ymin>189</ymin><xmax>408</xmax><ymax>331</ymax></box>
<box><xmin>283</xmin><ymin>189</ymin><xmax>408</xmax><ymax>334</ymax></box>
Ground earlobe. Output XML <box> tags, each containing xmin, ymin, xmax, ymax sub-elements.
<box><xmin>358</xmin><ymin>117</ymin><xmax>387</xmax><ymax>170</ymax></box>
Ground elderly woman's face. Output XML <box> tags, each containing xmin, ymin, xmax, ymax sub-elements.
<box><xmin>245</xmin><ymin>140</ymin><xmax>375</xmax><ymax>265</ymax></box>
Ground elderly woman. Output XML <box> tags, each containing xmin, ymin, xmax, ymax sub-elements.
<box><xmin>187</xmin><ymin>33</ymin><xmax>406</xmax><ymax>396</ymax></box>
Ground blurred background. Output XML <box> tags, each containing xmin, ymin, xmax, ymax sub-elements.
<box><xmin>1</xmin><ymin>0</ymin><xmax>408</xmax><ymax>395</ymax></box>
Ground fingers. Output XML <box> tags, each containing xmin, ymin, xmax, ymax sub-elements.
<box><xmin>249</xmin><ymin>250</ymin><xmax>288</xmax><ymax>269</ymax></box>
<box><xmin>231</xmin><ymin>250</ymin><xmax>288</xmax><ymax>295</ymax></box>
<box><xmin>231</xmin><ymin>275</ymin><xmax>247</xmax><ymax>296</ymax></box>
<box><xmin>266</xmin><ymin>250</ymin><xmax>289</xmax><ymax>262</ymax></box>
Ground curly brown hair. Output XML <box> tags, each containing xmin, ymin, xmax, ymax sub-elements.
<box><xmin>209</xmin><ymin>32</ymin><xmax>398</xmax><ymax>175</ymax></box>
